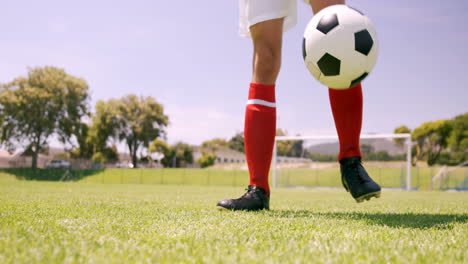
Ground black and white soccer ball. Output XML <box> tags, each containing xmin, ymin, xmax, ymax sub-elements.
<box><xmin>303</xmin><ymin>5</ymin><xmax>378</xmax><ymax>89</ymax></box>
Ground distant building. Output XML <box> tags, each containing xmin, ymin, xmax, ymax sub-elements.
<box><xmin>0</xmin><ymin>147</ymin><xmax>133</xmax><ymax>169</ymax></box>
<box><xmin>192</xmin><ymin>147</ymin><xmax>311</xmax><ymax>167</ymax></box>
<box><xmin>214</xmin><ymin>148</ymin><xmax>247</xmax><ymax>164</ymax></box>
<box><xmin>192</xmin><ymin>147</ymin><xmax>246</xmax><ymax>166</ymax></box>
<box><xmin>276</xmin><ymin>157</ymin><xmax>311</xmax><ymax>163</ymax></box>
<box><xmin>0</xmin><ymin>148</ymin><xmax>68</xmax><ymax>169</ymax></box>
<box><xmin>0</xmin><ymin>150</ymin><xmax>13</xmax><ymax>168</ymax></box>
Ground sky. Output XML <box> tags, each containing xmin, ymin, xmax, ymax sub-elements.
<box><xmin>0</xmin><ymin>0</ymin><xmax>467</xmax><ymax>147</ymax></box>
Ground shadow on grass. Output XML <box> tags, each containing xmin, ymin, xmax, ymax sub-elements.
<box><xmin>0</xmin><ymin>168</ymin><xmax>104</xmax><ymax>182</ymax></box>
<box><xmin>267</xmin><ymin>210</ymin><xmax>468</xmax><ymax>229</ymax></box>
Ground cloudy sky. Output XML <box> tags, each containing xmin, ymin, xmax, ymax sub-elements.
<box><xmin>1</xmin><ymin>0</ymin><xmax>467</xmax><ymax>146</ymax></box>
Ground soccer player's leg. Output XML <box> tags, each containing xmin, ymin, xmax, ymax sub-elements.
<box><xmin>309</xmin><ymin>0</ymin><xmax>381</xmax><ymax>202</ymax></box>
<box><xmin>329</xmin><ymin>84</ymin><xmax>381</xmax><ymax>203</ymax></box>
<box><xmin>216</xmin><ymin>18</ymin><xmax>284</xmax><ymax>211</ymax></box>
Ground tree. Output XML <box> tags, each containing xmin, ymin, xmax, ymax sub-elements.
<box><xmin>306</xmin><ymin>153</ymin><xmax>337</xmax><ymax>162</ymax></box>
<box><xmin>201</xmin><ymin>138</ymin><xmax>228</xmax><ymax>153</ymax></box>
<box><xmin>162</xmin><ymin>142</ymin><xmax>194</xmax><ymax>168</ymax></box>
<box><xmin>94</xmin><ymin>95</ymin><xmax>169</xmax><ymax>168</ymax></box>
<box><xmin>55</xmin><ymin>70</ymin><xmax>91</xmax><ymax>149</ymax></box>
<box><xmin>91</xmin><ymin>152</ymin><xmax>107</xmax><ymax>164</ymax></box>
<box><xmin>149</xmin><ymin>139</ymin><xmax>170</xmax><ymax>155</ymax></box>
<box><xmin>197</xmin><ymin>154</ymin><xmax>216</xmax><ymax>168</ymax></box>
<box><xmin>0</xmin><ymin>67</ymin><xmax>90</xmax><ymax>168</ymax></box>
<box><xmin>360</xmin><ymin>143</ymin><xmax>374</xmax><ymax>160</ymax></box>
<box><xmin>412</xmin><ymin>120</ymin><xmax>452</xmax><ymax>166</ymax></box>
<box><xmin>228</xmin><ymin>132</ymin><xmax>244</xmax><ymax>153</ymax></box>
<box><xmin>197</xmin><ymin>138</ymin><xmax>229</xmax><ymax>168</ymax></box>
<box><xmin>89</xmin><ymin>100</ymin><xmax>120</xmax><ymax>161</ymax></box>
<box><xmin>393</xmin><ymin>125</ymin><xmax>411</xmax><ymax>148</ymax></box>
<box><xmin>276</xmin><ymin>129</ymin><xmax>304</xmax><ymax>157</ymax></box>
<box><xmin>149</xmin><ymin>139</ymin><xmax>170</xmax><ymax>165</ymax></box>
<box><xmin>103</xmin><ymin>145</ymin><xmax>119</xmax><ymax>163</ymax></box>
<box><xmin>393</xmin><ymin>125</ymin><xmax>417</xmax><ymax>165</ymax></box>
<box><xmin>71</xmin><ymin>123</ymin><xmax>91</xmax><ymax>158</ymax></box>
<box><xmin>367</xmin><ymin>151</ymin><xmax>392</xmax><ymax>161</ymax></box>
<box><xmin>447</xmin><ymin>113</ymin><xmax>468</xmax><ymax>163</ymax></box>
<box><xmin>116</xmin><ymin>95</ymin><xmax>168</xmax><ymax>168</ymax></box>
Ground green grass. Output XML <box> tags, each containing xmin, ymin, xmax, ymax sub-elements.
<box><xmin>0</xmin><ymin>176</ymin><xmax>467</xmax><ymax>263</ymax></box>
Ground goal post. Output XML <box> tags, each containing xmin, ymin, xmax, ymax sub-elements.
<box><xmin>272</xmin><ymin>133</ymin><xmax>412</xmax><ymax>191</ymax></box>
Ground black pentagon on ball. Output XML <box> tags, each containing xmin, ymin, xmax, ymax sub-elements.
<box><xmin>317</xmin><ymin>13</ymin><xmax>339</xmax><ymax>34</ymax></box>
<box><xmin>317</xmin><ymin>53</ymin><xmax>340</xmax><ymax>76</ymax></box>
<box><xmin>354</xmin><ymin>29</ymin><xmax>374</xmax><ymax>56</ymax></box>
<box><xmin>350</xmin><ymin>72</ymin><xmax>368</xmax><ymax>87</ymax></box>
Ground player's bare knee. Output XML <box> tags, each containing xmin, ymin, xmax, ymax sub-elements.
<box><xmin>253</xmin><ymin>47</ymin><xmax>281</xmax><ymax>81</ymax></box>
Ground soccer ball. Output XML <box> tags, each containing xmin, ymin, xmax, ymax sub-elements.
<box><xmin>302</xmin><ymin>5</ymin><xmax>378</xmax><ymax>89</ymax></box>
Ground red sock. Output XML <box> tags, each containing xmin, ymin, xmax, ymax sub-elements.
<box><xmin>328</xmin><ymin>84</ymin><xmax>363</xmax><ymax>161</ymax></box>
<box><xmin>244</xmin><ymin>83</ymin><xmax>276</xmax><ymax>196</ymax></box>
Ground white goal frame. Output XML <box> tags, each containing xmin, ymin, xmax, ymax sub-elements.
<box><xmin>272</xmin><ymin>133</ymin><xmax>413</xmax><ymax>191</ymax></box>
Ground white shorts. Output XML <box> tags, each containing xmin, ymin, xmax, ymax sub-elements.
<box><xmin>239</xmin><ymin>0</ymin><xmax>311</xmax><ymax>38</ymax></box>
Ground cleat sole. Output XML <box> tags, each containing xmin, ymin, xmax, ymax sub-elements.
<box><xmin>355</xmin><ymin>191</ymin><xmax>381</xmax><ymax>203</ymax></box>
<box><xmin>216</xmin><ymin>206</ymin><xmax>269</xmax><ymax>211</ymax></box>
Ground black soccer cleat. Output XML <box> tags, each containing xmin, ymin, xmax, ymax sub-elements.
<box><xmin>340</xmin><ymin>156</ymin><xmax>381</xmax><ymax>203</ymax></box>
<box><xmin>216</xmin><ymin>185</ymin><xmax>270</xmax><ymax>211</ymax></box>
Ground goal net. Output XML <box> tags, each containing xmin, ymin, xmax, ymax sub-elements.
<box><xmin>272</xmin><ymin>133</ymin><xmax>412</xmax><ymax>190</ymax></box>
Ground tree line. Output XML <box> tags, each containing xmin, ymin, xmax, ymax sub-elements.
<box><xmin>188</xmin><ymin>114</ymin><xmax>467</xmax><ymax>167</ymax></box>
<box><xmin>394</xmin><ymin>113</ymin><xmax>467</xmax><ymax>166</ymax></box>
<box><xmin>259</xmin><ymin>120</ymin><xmax>467</xmax><ymax>166</ymax></box>
<box><xmin>2</xmin><ymin>67</ymin><xmax>465</xmax><ymax>169</ymax></box>
<box><xmin>0</xmin><ymin>66</ymin><xmax>247</xmax><ymax>169</ymax></box>
<box><xmin>0</xmin><ymin>66</ymin><xmax>173</xmax><ymax>168</ymax></box>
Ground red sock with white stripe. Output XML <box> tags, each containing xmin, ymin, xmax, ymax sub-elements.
<box><xmin>328</xmin><ymin>84</ymin><xmax>363</xmax><ymax>161</ymax></box>
<box><xmin>244</xmin><ymin>82</ymin><xmax>276</xmax><ymax>196</ymax></box>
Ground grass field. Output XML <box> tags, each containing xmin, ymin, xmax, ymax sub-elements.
<box><xmin>0</xmin><ymin>175</ymin><xmax>467</xmax><ymax>263</ymax></box>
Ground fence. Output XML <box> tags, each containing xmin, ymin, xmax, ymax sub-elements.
<box><xmin>278</xmin><ymin>166</ymin><xmax>468</xmax><ymax>190</ymax></box>
<box><xmin>1</xmin><ymin>166</ymin><xmax>467</xmax><ymax>190</ymax></box>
